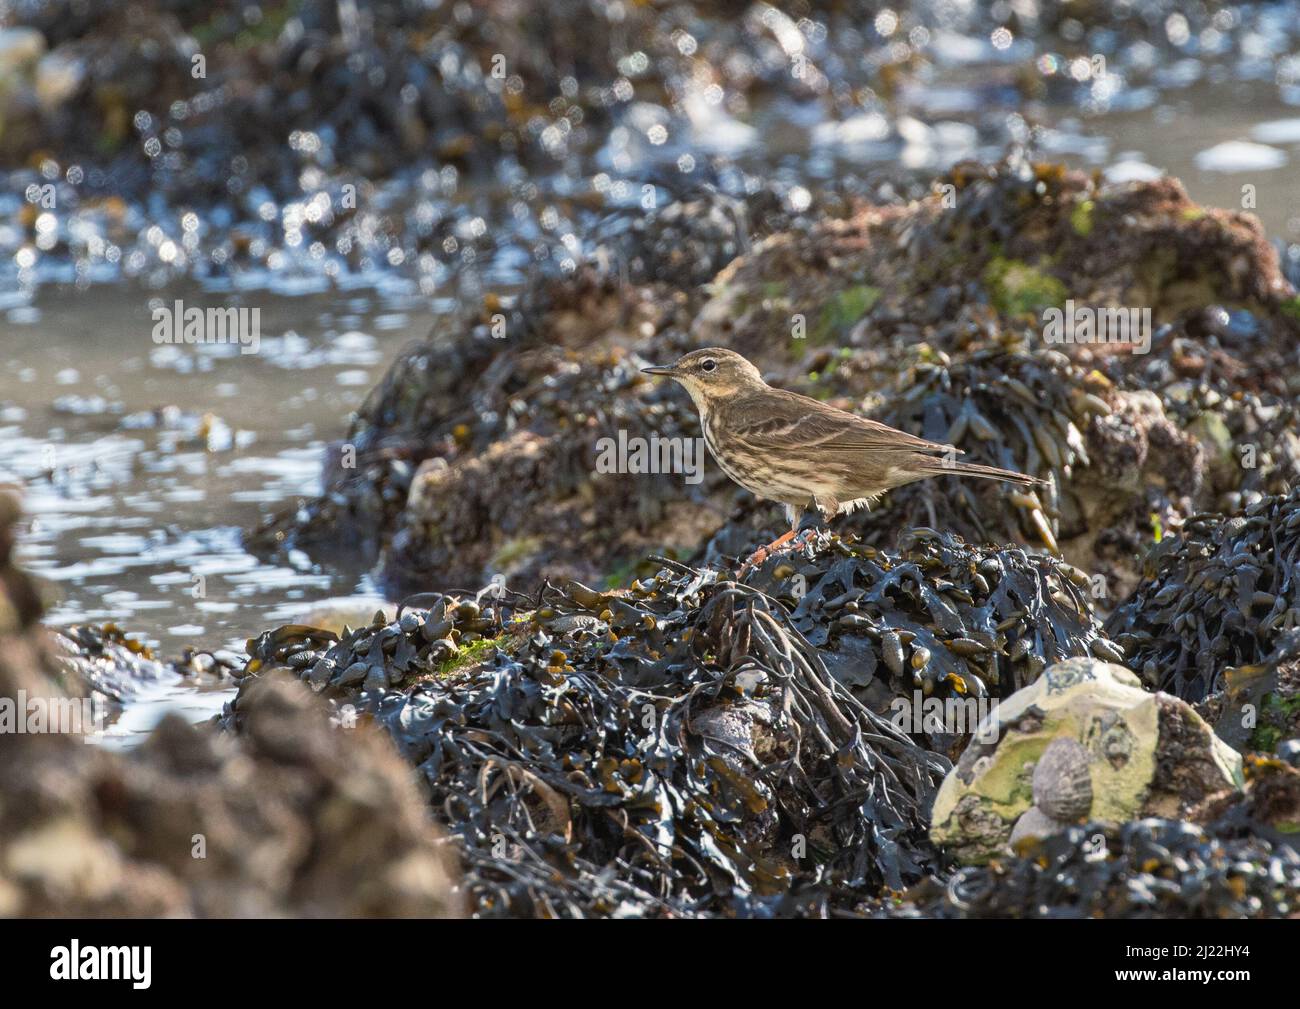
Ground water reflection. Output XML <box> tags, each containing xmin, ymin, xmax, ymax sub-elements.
<box><xmin>0</xmin><ymin>286</ymin><xmax>429</xmax><ymax>742</ymax></box>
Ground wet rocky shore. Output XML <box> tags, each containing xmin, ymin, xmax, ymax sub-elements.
<box><xmin>5</xmin><ymin>1</ymin><xmax>1300</xmax><ymax>918</ymax></box>
<box><xmin>21</xmin><ymin>156</ymin><xmax>1300</xmax><ymax>917</ymax></box>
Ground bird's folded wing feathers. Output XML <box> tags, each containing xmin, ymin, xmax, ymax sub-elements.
<box><xmin>730</xmin><ymin>392</ymin><xmax>953</xmax><ymax>457</ymax></box>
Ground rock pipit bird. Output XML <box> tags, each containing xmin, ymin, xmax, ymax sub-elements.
<box><xmin>642</xmin><ymin>348</ymin><xmax>1042</xmax><ymax>571</ymax></box>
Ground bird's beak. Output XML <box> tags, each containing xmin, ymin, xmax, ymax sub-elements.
<box><xmin>641</xmin><ymin>365</ymin><xmax>675</xmax><ymax>377</ymax></box>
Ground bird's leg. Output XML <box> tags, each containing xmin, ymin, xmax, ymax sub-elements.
<box><xmin>738</xmin><ymin>528</ymin><xmax>799</xmax><ymax>574</ymax></box>
<box><xmin>738</xmin><ymin>519</ymin><xmax>824</xmax><ymax>574</ymax></box>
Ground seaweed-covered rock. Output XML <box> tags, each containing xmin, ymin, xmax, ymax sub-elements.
<box><xmin>231</xmin><ymin>531</ymin><xmax>1139</xmax><ymax>915</ymax></box>
<box><xmin>1106</xmin><ymin>488</ymin><xmax>1300</xmax><ymax>702</ymax></box>
<box><xmin>740</xmin><ymin>530</ymin><xmax>1116</xmax><ymax>757</ymax></box>
<box><xmin>247</xmin><ymin>161</ymin><xmax>1299</xmax><ymax>606</ymax></box>
<box><xmin>694</xmin><ymin>162</ymin><xmax>1298</xmax><ymax>357</ymax></box>
<box><xmin>234</xmin><ymin>542</ymin><xmax>1003</xmax><ymax>914</ymax></box>
<box><xmin>929</xmin><ymin>658</ymin><xmax>1242</xmax><ymax>863</ymax></box>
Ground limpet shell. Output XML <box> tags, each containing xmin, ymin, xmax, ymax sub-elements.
<box><xmin>1032</xmin><ymin>737</ymin><xmax>1093</xmax><ymax>822</ymax></box>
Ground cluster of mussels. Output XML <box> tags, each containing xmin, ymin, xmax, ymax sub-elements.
<box><xmin>894</xmin><ymin>817</ymin><xmax>1300</xmax><ymax>919</ymax></box>
<box><xmin>1106</xmin><ymin>488</ymin><xmax>1300</xmax><ymax>703</ymax></box>
<box><xmin>230</xmin><ymin>530</ymin><xmax>1133</xmax><ymax>916</ymax></box>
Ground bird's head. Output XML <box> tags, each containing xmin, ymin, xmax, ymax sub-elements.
<box><xmin>641</xmin><ymin>348</ymin><xmax>764</xmax><ymax>407</ymax></box>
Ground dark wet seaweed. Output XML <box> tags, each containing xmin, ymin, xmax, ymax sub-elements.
<box><xmin>233</xmin><ymin>530</ymin><xmax>1129</xmax><ymax>915</ymax></box>
<box><xmin>1107</xmin><ymin>488</ymin><xmax>1300</xmax><ymax>701</ymax></box>
<box><xmin>892</xmin><ymin>817</ymin><xmax>1300</xmax><ymax>919</ymax></box>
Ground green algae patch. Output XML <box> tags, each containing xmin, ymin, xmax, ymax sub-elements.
<box><xmin>1070</xmin><ymin>198</ymin><xmax>1095</xmax><ymax>237</ymax></box>
<box><xmin>982</xmin><ymin>256</ymin><xmax>1067</xmax><ymax>318</ymax></box>
<box><xmin>811</xmin><ymin>284</ymin><xmax>881</xmax><ymax>343</ymax></box>
<box><xmin>436</xmin><ymin>633</ymin><xmax>508</xmax><ymax>679</ymax></box>
<box><xmin>491</xmin><ymin>535</ymin><xmax>542</xmax><ymax>572</ymax></box>
<box><xmin>1250</xmin><ymin>691</ymin><xmax>1300</xmax><ymax>752</ymax></box>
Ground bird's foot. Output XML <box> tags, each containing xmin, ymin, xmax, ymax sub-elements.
<box><xmin>737</xmin><ymin>528</ymin><xmax>815</xmax><ymax>576</ymax></box>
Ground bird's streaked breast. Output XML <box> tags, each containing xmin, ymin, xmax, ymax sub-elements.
<box><xmin>702</xmin><ymin>411</ymin><xmax>822</xmax><ymax>504</ymax></box>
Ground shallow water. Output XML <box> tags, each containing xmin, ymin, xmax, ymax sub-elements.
<box><xmin>0</xmin><ymin>282</ymin><xmax>433</xmax><ymax>740</ymax></box>
<box><xmin>6</xmin><ymin>17</ymin><xmax>1300</xmax><ymax>744</ymax></box>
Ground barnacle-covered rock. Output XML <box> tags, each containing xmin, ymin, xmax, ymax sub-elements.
<box><xmin>1</xmin><ymin>670</ymin><xmax>463</xmax><ymax>917</ymax></box>
<box><xmin>929</xmin><ymin>658</ymin><xmax>1242</xmax><ymax>863</ymax></box>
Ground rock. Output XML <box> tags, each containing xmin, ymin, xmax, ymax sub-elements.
<box><xmin>51</xmin><ymin>623</ymin><xmax>178</xmax><ymax>704</ymax></box>
<box><xmin>1007</xmin><ymin>806</ymin><xmax>1069</xmax><ymax>849</ymax></box>
<box><xmin>0</xmin><ymin>662</ymin><xmax>463</xmax><ymax>917</ymax></box>
<box><xmin>0</xmin><ymin>28</ymin><xmax>45</xmax><ymax>79</ymax></box>
<box><xmin>34</xmin><ymin>48</ymin><xmax>84</xmax><ymax>111</ymax></box>
<box><xmin>0</xmin><ymin>493</ymin><xmax>461</xmax><ymax>918</ymax></box>
<box><xmin>290</xmin><ymin>596</ymin><xmax>395</xmax><ymax>635</ymax></box>
<box><xmin>929</xmin><ymin>658</ymin><xmax>1243</xmax><ymax>863</ymax></box>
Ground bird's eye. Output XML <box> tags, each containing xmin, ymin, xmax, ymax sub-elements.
<box><xmin>701</xmin><ymin>358</ymin><xmax>717</xmax><ymax>372</ymax></box>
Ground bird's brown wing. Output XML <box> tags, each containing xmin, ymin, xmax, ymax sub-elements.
<box><xmin>727</xmin><ymin>386</ymin><xmax>953</xmax><ymax>459</ymax></box>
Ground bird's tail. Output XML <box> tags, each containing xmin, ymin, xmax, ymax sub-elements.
<box><xmin>920</xmin><ymin>457</ymin><xmax>1043</xmax><ymax>487</ymax></box>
